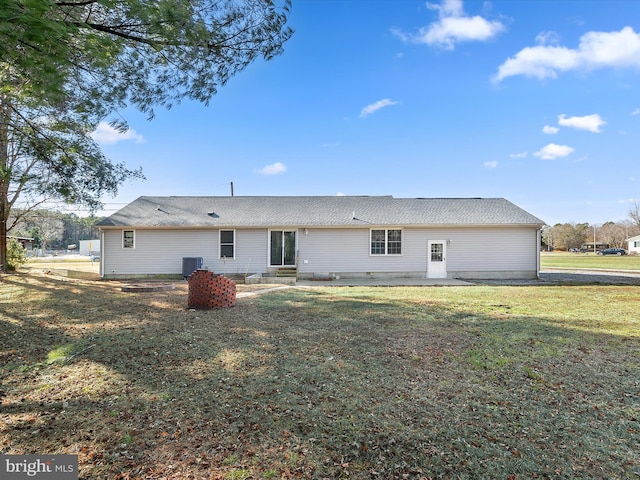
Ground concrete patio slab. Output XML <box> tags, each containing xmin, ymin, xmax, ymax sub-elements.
<box><xmin>295</xmin><ymin>277</ymin><xmax>473</xmax><ymax>287</ymax></box>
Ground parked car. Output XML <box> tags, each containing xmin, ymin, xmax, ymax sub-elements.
<box><xmin>597</xmin><ymin>248</ymin><xmax>627</xmax><ymax>256</ymax></box>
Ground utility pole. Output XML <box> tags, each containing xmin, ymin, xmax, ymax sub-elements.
<box><xmin>230</xmin><ymin>181</ymin><xmax>234</xmax><ymax>197</ymax></box>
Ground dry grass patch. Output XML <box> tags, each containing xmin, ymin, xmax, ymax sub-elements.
<box><xmin>1</xmin><ymin>272</ymin><xmax>639</xmax><ymax>479</ymax></box>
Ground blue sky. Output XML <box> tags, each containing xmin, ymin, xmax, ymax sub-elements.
<box><xmin>91</xmin><ymin>0</ymin><xmax>640</xmax><ymax>226</ymax></box>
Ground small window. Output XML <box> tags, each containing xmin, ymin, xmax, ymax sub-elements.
<box><xmin>370</xmin><ymin>229</ymin><xmax>402</xmax><ymax>255</ymax></box>
<box><xmin>123</xmin><ymin>230</ymin><xmax>135</xmax><ymax>249</ymax></box>
<box><xmin>220</xmin><ymin>230</ymin><xmax>235</xmax><ymax>259</ymax></box>
<box><xmin>370</xmin><ymin>230</ymin><xmax>386</xmax><ymax>255</ymax></box>
<box><xmin>387</xmin><ymin>229</ymin><xmax>402</xmax><ymax>255</ymax></box>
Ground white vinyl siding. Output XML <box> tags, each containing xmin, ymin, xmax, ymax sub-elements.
<box><xmin>445</xmin><ymin>227</ymin><xmax>538</xmax><ymax>273</ymax></box>
<box><xmin>101</xmin><ymin>225</ymin><xmax>540</xmax><ymax>279</ymax></box>
<box><xmin>102</xmin><ymin>228</ymin><xmax>268</xmax><ymax>277</ymax></box>
<box><xmin>296</xmin><ymin>227</ymin><xmax>539</xmax><ymax>277</ymax></box>
<box><xmin>628</xmin><ymin>236</ymin><xmax>640</xmax><ymax>255</ymax></box>
<box><xmin>298</xmin><ymin>228</ymin><xmax>416</xmax><ymax>273</ymax></box>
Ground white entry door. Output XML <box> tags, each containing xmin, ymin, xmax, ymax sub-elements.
<box><xmin>427</xmin><ymin>240</ymin><xmax>447</xmax><ymax>279</ymax></box>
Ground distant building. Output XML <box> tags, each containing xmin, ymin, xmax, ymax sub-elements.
<box><xmin>9</xmin><ymin>236</ymin><xmax>35</xmax><ymax>251</ymax></box>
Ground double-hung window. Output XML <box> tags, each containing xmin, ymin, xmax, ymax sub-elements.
<box><xmin>370</xmin><ymin>229</ymin><xmax>402</xmax><ymax>255</ymax></box>
<box><xmin>123</xmin><ymin>230</ymin><xmax>135</xmax><ymax>249</ymax></box>
<box><xmin>220</xmin><ymin>230</ymin><xmax>235</xmax><ymax>259</ymax></box>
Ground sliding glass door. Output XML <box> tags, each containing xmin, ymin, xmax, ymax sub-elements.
<box><xmin>270</xmin><ymin>230</ymin><xmax>296</xmax><ymax>267</ymax></box>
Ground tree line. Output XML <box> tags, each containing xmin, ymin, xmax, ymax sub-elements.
<box><xmin>10</xmin><ymin>209</ymin><xmax>102</xmax><ymax>253</ymax></box>
<box><xmin>542</xmin><ymin>203</ymin><xmax>640</xmax><ymax>251</ymax></box>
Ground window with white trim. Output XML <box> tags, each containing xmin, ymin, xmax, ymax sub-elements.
<box><xmin>370</xmin><ymin>229</ymin><xmax>402</xmax><ymax>255</ymax></box>
<box><xmin>220</xmin><ymin>230</ymin><xmax>235</xmax><ymax>259</ymax></box>
<box><xmin>123</xmin><ymin>230</ymin><xmax>135</xmax><ymax>249</ymax></box>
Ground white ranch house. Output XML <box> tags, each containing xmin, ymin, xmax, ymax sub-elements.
<box><xmin>96</xmin><ymin>196</ymin><xmax>545</xmax><ymax>281</ymax></box>
<box><xmin>627</xmin><ymin>235</ymin><xmax>640</xmax><ymax>255</ymax></box>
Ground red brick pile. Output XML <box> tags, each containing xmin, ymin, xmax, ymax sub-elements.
<box><xmin>187</xmin><ymin>270</ymin><xmax>236</xmax><ymax>309</ymax></box>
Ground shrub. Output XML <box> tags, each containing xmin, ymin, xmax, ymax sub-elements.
<box><xmin>6</xmin><ymin>238</ymin><xmax>27</xmax><ymax>270</ymax></box>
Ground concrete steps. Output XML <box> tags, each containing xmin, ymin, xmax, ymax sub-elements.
<box><xmin>275</xmin><ymin>268</ymin><xmax>297</xmax><ymax>278</ymax></box>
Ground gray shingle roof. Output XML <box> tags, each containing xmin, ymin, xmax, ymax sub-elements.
<box><xmin>97</xmin><ymin>196</ymin><xmax>545</xmax><ymax>228</ymax></box>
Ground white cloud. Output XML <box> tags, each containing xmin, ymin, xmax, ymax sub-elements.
<box><xmin>429</xmin><ymin>0</ymin><xmax>464</xmax><ymax>17</ymax></box>
<box><xmin>256</xmin><ymin>162</ymin><xmax>287</xmax><ymax>175</ymax></box>
<box><xmin>542</xmin><ymin>125</ymin><xmax>559</xmax><ymax>134</ymax></box>
<box><xmin>336</xmin><ymin>192</ymin><xmax>346</xmax><ymax>196</ymax></box>
<box><xmin>90</xmin><ymin>121</ymin><xmax>144</xmax><ymax>144</ymax></box>
<box><xmin>510</xmin><ymin>152</ymin><xmax>528</xmax><ymax>159</ymax></box>
<box><xmin>632</xmin><ymin>108</ymin><xmax>640</xmax><ymax>115</ymax></box>
<box><xmin>484</xmin><ymin>161</ymin><xmax>498</xmax><ymax>168</ymax></box>
<box><xmin>392</xmin><ymin>0</ymin><xmax>505</xmax><ymax>50</ymax></box>
<box><xmin>558</xmin><ymin>113</ymin><xmax>606</xmax><ymax>133</ymax></box>
<box><xmin>535</xmin><ymin>31</ymin><xmax>561</xmax><ymax>46</ymax></box>
<box><xmin>534</xmin><ymin>143</ymin><xmax>574</xmax><ymax>160</ymax></box>
<box><xmin>494</xmin><ymin>26</ymin><xmax>640</xmax><ymax>82</ymax></box>
<box><xmin>360</xmin><ymin>99</ymin><xmax>399</xmax><ymax>118</ymax></box>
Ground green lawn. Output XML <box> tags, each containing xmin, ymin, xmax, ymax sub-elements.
<box><xmin>1</xmin><ymin>273</ymin><xmax>639</xmax><ymax>479</ymax></box>
<box><xmin>541</xmin><ymin>251</ymin><xmax>640</xmax><ymax>270</ymax></box>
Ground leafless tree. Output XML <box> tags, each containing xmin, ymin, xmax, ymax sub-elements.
<box><xmin>599</xmin><ymin>222</ymin><xmax>627</xmax><ymax>248</ymax></box>
<box><xmin>628</xmin><ymin>201</ymin><xmax>640</xmax><ymax>231</ymax></box>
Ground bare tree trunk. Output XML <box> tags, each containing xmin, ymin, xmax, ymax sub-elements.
<box><xmin>0</xmin><ymin>96</ymin><xmax>9</xmax><ymax>272</ymax></box>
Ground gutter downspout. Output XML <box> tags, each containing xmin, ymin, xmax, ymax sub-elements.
<box><xmin>99</xmin><ymin>229</ymin><xmax>104</xmax><ymax>278</ymax></box>
<box><xmin>537</xmin><ymin>228</ymin><xmax>542</xmax><ymax>278</ymax></box>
